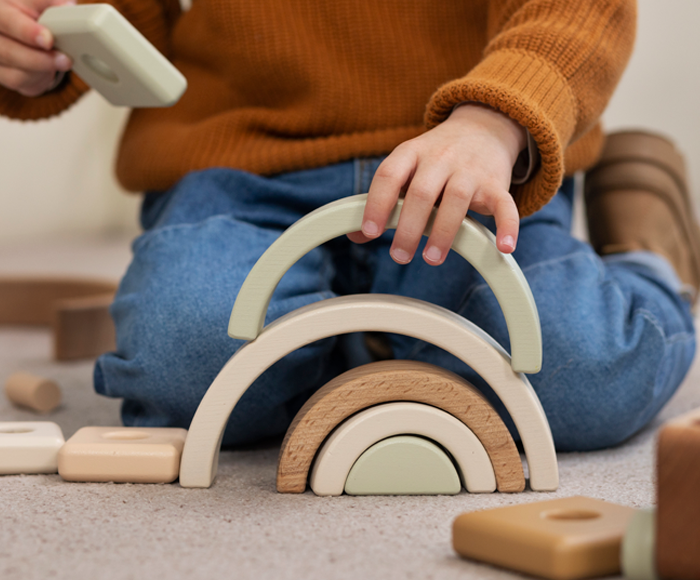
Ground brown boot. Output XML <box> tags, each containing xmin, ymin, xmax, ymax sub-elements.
<box><xmin>584</xmin><ymin>130</ymin><xmax>700</xmax><ymax>305</ymax></box>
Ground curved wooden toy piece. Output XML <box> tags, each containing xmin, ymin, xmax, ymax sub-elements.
<box><xmin>179</xmin><ymin>295</ymin><xmax>558</xmax><ymax>491</ymax></box>
<box><xmin>308</xmin><ymin>402</ymin><xmax>497</xmax><ymax>496</ymax></box>
<box><xmin>344</xmin><ymin>435</ymin><xmax>462</xmax><ymax>496</ymax></box>
<box><xmin>285</xmin><ymin>362</ymin><xmax>521</xmax><ymax>494</ymax></box>
<box><xmin>0</xmin><ymin>276</ymin><xmax>117</xmax><ymax>360</ymax></box>
<box><xmin>228</xmin><ymin>194</ymin><xmax>541</xmax><ymax>374</ymax></box>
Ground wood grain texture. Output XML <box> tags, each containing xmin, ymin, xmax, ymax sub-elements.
<box><xmin>179</xmin><ymin>295</ymin><xmax>558</xmax><ymax>490</ymax></box>
<box><xmin>0</xmin><ymin>277</ymin><xmax>117</xmax><ymax>360</ymax></box>
<box><xmin>227</xmin><ymin>194</ymin><xmax>541</xmax><ymax>374</ymax></box>
<box><xmin>283</xmin><ymin>362</ymin><xmax>522</xmax><ymax>493</ymax></box>
<box><xmin>308</xmin><ymin>401</ymin><xmax>498</xmax><ymax>496</ymax></box>
<box><xmin>656</xmin><ymin>407</ymin><xmax>700</xmax><ymax>580</ymax></box>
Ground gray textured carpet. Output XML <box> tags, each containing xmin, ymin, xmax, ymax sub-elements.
<box><xmin>1</xmin><ymin>235</ymin><xmax>698</xmax><ymax>580</ymax></box>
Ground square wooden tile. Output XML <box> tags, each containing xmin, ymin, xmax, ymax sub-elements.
<box><xmin>58</xmin><ymin>426</ymin><xmax>187</xmax><ymax>483</ymax></box>
<box><xmin>0</xmin><ymin>421</ymin><xmax>65</xmax><ymax>474</ymax></box>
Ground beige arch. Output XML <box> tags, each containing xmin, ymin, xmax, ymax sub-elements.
<box><xmin>178</xmin><ymin>295</ymin><xmax>558</xmax><ymax>491</ymax></box>
<box><xmin>227</xmin><ymin>194</ymin><xmax>541</xmax><ymax>374</ymax></box>
<box><xmin>309</xmin><ymin>402</ymin><xmax>498</xmax><ymax>496</ymax></box>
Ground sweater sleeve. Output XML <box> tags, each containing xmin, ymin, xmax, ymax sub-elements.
<box><xmin>425</xmin><ymin>0</ymin><xmax>637</xmax><ymax>216</ymax></box>
<box><xmin>0</xmin><ymin>0</ymin><xmax>182</xmax><ymax>121</ymax></box>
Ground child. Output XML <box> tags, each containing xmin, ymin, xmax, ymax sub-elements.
<box><xmin>1</xmin><ymin>0</ymin><xmax>695</xmax><ymax>450</ymax></box>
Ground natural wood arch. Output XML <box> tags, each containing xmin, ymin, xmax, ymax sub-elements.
<box><xmin>227</xmin><ymin>194</ymin><xmax>541</xmax><ymax>374</ymax></box>
<box><xmin>178</xmin><ymin>295</ymin><xmax>558</xmax><ymax>490</ymax></box>
<box><xmin>0</xmin><ymin>276</ymin><xmax>117</xmax><ymax>360</ymax></box>
<box><xmin>308</xmin><ymin>401</ymin><xmax>502</xmax><ymax>496</ymax></box>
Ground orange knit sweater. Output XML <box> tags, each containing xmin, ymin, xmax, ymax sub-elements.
<box><xmin>0</xmin><ymin>0</ymin><xmax>636</xmax><ymax>216</ymax></box>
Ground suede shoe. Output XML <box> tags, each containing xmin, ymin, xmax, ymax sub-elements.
<box><xmin>585</xmin><ymin>130</ymin><xmax>700</xmax><ymax>305</ymax></box>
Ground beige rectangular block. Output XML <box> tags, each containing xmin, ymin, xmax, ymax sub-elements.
<box><xmin>58</xmin><ymin>427</ymin><xmax>187</xmax><ymax>483</ymax></box>
<box><xmin>453</xmin><ymin>496</ymin><xmax>636</xmax><ymax>580</ymax></box>
<box><xmin>0</xmin><ymin>421</ymin><xmax>65</xmax><ymax>474</ymax></box>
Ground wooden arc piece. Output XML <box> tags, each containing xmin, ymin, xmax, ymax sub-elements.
<box><xmin>308</xmin><ymin>402</ymin><xmax>499</xmax><ymax>496</ymax></box>
<box><xmin>0</xmin><ymin>276</ymin><xmax>117</xmax><ymax>360</ymax></box>
<box><xmin>178</xmin><ymin>295</ymin><xmax>558</xmax><ymax>491</ymax></box>
<box><xmin>227</xmin><ymin>194</ymin><xmax>541</xmax><ymax>374</ymax></box>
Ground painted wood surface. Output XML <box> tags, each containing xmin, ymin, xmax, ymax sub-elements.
<box><xmin>179</xmin><ymin>296</ymin><xmax>558</xmax><ymax>490</ymax></box>
<box><xmin>308</xmin><ymin>402</ymin><xmax>498</xmax><ymax>496</ymax></box>
<box><xmin>227</xmin><ymin>194</ymin><xmax>541</xmax><ymax>374</ymax></box>
<box><xmin>343</xmin><ymin>435</ymin><xmax>462</xmax><ymax>496</ymax></box>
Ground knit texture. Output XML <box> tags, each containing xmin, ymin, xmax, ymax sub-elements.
<box><xmin>0</xmin><ymin>0</ymin><xmax>636</xmax><ymax>216</ymax></box>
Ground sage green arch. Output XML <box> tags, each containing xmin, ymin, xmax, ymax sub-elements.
<box><xmin>227</xmin><ymin>194</ymin><xmax>541</xmax><ymax>374</ymax></box>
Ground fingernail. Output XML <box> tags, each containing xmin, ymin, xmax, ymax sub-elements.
<box><xmin>55</xmin><ymin>54</ymin><xmax>72</xmax><ymax>70</ymax></box>
<box><xmin>36</xmin><ymin>29</ymin><xmax>52</xmax><ymax>50</ymax></box>
<box><xmin>502</xmin><ymin>235</ymin><xmax>515</xmax><ymax>252</ymax></box>
<box><xmin>362</xmin><ymin>220</ymin><xmax>379</xmax><ymax>236</ymax></box>
<box><xmin>424</xmin><ymin>246</ymin><xmax>442</xmax><ymax>263</ymax></box>
<box><xmin>392</xmin><ymin>248</ymin><xmax>411</xmax><ymax>264</ymax></box>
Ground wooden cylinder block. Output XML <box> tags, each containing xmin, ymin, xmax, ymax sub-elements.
<box><xmin>4</xmin><ymin>371</ymin><xmax>62</xmax><ymax>413</ymax></box>
<box><xmin>656</xmin><ymin>407</ymin><xmax>700</xmax><ymax>580</ymax></box>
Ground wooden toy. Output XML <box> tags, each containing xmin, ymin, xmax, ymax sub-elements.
<box><xmin>655</xmin><ymin>407</ymin><xmax>700</xmax><ymax>580</ymax></box>
<box><xmin>38</xmin><ymin>4</ymin><xmax>187</xmax><ymax>107</ymax></box>
<box><xmin>58</xmin><ymin>426</ymin><xmax>187</xmax><ymax>484</ymax></box>
<box><xmin>179</xmin><ymin>194</ymin><xmax>557</xmax><ymax>493</ymax></box>
<box><xmin>228</xmin><ymin>194</ymin><xmax>541</xmax><ymax>374</ymax></box>
<box><xmin>308</xmin><ymin>401</ymin><xmax>497</xmax><ymax>496</ymax></box>
<box><xmin>292</xmin><ymin>363</ymin><xmax>520</xmax><ymax>494</ymax></box>
<box><xmin>0</xmin><ymin>421</ymin><xmax>64</xmax><ymax>474</ymax></box>
<box><xmin>4</xmin><ymin>371</ymin><xmax>62</xmax><ymax>413</ymax></box>
<box><xmin>179</xmin><ymin>300</ymin><xmax>556</xmax><ymax>490</ymax></box>
<box><xmin>621</xmin><ymin>509</ymin><xmax>658</xmax><ymax>580</ymax></box>
<box><xmin>453</xmin><ymin>496</ymin><xmax>636</xmax><ymax>580</ymax></box>
<box><xmin>343</xmin><ymin>435</ymin><xmax>462</xmax><ymax>496</ymax></box>
<box><xmin>0</xmin><ymin>276</ymin><xmax>117</xmax><ymax>360</ymax></box>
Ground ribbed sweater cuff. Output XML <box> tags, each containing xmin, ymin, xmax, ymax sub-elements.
<box><xmin>0</xmin><ymin>75</ymin><xmax>89</xmax><ymax>121</ymax></box>
<box><xmin>425</xmin><ymin>49</ymin><xmax>577</xmax><ymax>217</ymax></box>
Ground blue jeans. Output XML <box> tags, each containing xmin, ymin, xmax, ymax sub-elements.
<box><xmin>94</xmin><ymin>159</ymin><xmax>696</xmax><ymax>451</ymax></box>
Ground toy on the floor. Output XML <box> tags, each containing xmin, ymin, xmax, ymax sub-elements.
<box><xmin>5</xmin><ymin>371</ymin><xmax>62</xmax><ymax>413</ymax></box>
<box><xmin>621</xmin><ymin>406</ymin><xmax>700</xmax><ymax>580</ymax></box>
<box><xmin>58</xmin><ymin>426</ymin><xmax>187</xmax><ymax>484</ymax></box>
<box><xmin>453</xmin><ymin>496</ymin><xmax>636</xmax><ymax>580</ymax></box>
<box><xmin>178</xmin><ymin>194</ymin><xmax>559</xmax><ymax>494</ymax></box>
<box><xmin>0</xmin><ymin>421</ymin><xmax>65</xmax><ymax>474</ymax></box>
<box><xmin>0</xmin><ymin>276</ymin><xmax>117</xmax><ymax>360</ymax></box>
<box><xmin>38</xmin><ymin>4</ymin><xmax>187</xmax><ymax>108</ymax></box>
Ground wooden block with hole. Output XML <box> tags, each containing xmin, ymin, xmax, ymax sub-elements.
<box><xmin>453</xmin><ymin>496</ymin><xmax>636</xmax><ymax>580</ymax></box>
<box><xmin>0</xmin><ymin>421</ymin><xmax>65</xmax><ymax>474</ymax></box>
<box><xmin>58</xmin><ymin>426</ymin><xmax>187</xmax><ymax>483</ymax></box>
<box><xmin>656</xmin><ymin>407</ymin><xmax>700</xmax><ymax>580</ymax></box>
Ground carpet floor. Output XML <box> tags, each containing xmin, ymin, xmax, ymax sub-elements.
<box><xmin>1</xmin><ymin>235</ymin><xmax>698</xmax><ymax>580</ymax></box>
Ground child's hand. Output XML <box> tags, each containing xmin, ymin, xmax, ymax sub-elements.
<box><xmin>0</xmin><ymin>0</ymin><xmax>75</xmax><ymax>96</ymax></box>
<box><xmin>348</xmin><ymin>103</ymin><xmax>527</xmax><ymax>264</ymax></box>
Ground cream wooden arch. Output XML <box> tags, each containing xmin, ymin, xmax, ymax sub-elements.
<box><xmin>227</xmin><ymin>194</ymin><xmax>541</xmax><ymax>374</ymax></box>
<box><xmin>178</xmin><ymin>295</ymin><xmax>558</xmax><ymax>491</ymax></box>
<box><xmin>309</xmin><ymin>402</ymin><xmax>498</xmax><ymax>496</ymax></box>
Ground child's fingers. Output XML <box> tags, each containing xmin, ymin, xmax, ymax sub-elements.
<box><xmin>0</xmin><ymin>1</ymin><xmax>52</xmax><ymax>49</ymax></box>
<box><xmin>390</xmin><ymin>163</ymin><xmax>449</xmax><ymax>264</ymax></box>
<box><xmin>0</xmin><ymin>32</ymin><xmax>66</xmax><ymax>73</ymax></box>
<box><xmin>361</xmin><ymin>144</ymin><xmax>417</xmax><ymax>240</ymax></box>
<box><xmin>421</xmin><ymin>176</ymin><xmax>477</xmax><ymax>266</ymax></box>
<box><xmin>472</xmin><ymin>187</ymin><xmax>520</xmax><ymax>253</ymax></box>
<box><xmin>0</xmin><ymin>63</ymin><xmax>54</xmax><ymax>95</ymax></box>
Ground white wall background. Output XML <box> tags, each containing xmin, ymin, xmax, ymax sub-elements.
<box><xmin>0</xmin><ymin>0</ymin><xmax>698</xmax><ymax>244</ymax></box>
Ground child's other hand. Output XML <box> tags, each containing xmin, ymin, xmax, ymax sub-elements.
<box><xmin>348</xmin><ymin>103</ymin><xmax>526</xmax><ymax>264</ymax></box>
<box><xmin>0</xmin><ymin>0</ymin><xmax>75</xmax><ymax>96</ymax></box>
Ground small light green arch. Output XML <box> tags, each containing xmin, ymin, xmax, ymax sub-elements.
<box><xmin>228</xmin><ymin>194</ymin><xmax>541</xmax><ymax>373</ymax></box>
